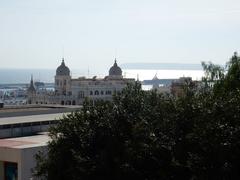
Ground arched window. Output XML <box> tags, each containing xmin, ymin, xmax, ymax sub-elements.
<box><xmin>90</xmin><ymin>91</ymin><xmax>93</xmax><ymax>95</ymax></box>
<box><xmin>72</xmin><ymin>100</ymin><xmax>76</xmax><ymax>105</ymax></box>
<box><xmin>95</xmin><ymin>90</ymin><xmax>99</xmax><ymax>95</ymax></box>
<box><xmin>101</xmin><ymin>91</ymin><xmax>104</xmax><ymax>95</ymax></box>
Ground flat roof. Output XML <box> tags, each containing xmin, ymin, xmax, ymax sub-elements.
<box><xmin>0</xmin><ymin>105</ymin><xmax>81</xmax><ymax>118</ymax></box>
<box><xmin>0</xmin><ymin>133</ymin><xmax>50</xmax><ymax>149</ymax></box>
<box><xmin>0</xmin><ymin>113</ymin><xmax>67</xmax><ymax>125</ymax></box>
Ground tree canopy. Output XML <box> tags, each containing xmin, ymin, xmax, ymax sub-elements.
<box><xmin>34</xmin><ymin>52</ymin><xmax>240</xmax><ymax>180</ymax></box>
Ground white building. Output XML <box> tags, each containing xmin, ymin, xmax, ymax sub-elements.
<box><xmin>28</xmin><ymin>58</ymin><xmax>135</xmax><ymax>105</ymax></box>
<box><xmin>0</xmin><ymin>134</ymin><xmax>49</xmax><ymax>180</ymax></box>
<box><xmin>0</xmin><ymin>107</ymin><xmax>73</xmax><ymax>180</ymax></box>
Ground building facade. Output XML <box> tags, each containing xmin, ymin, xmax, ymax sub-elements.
<box><xmin>28</xmin><ymin>58</ymin><xmax>135</xmax><ymax>105</ymax></box>
<box><xmin>170</xmin><ymin>77</ymin><xmax>201</xmax><ymax>97</ymax></box>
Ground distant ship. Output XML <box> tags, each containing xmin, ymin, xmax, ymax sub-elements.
<box><xmin>142</xmin><ymin>74</ymin><xmax>177</xmax><ymax>86</ymax></box>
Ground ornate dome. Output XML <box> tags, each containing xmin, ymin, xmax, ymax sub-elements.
<box><xmin>109</xmin><ymin>59</ymin><xmax>122</xmax><ymax>76</ymax></box>
<box><xmin>56</xmin><ymin>58</ymin><xmax>70</xmax><ymax>76</ymax></box>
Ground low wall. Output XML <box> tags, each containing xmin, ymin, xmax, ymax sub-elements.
<box><xmin>0</xmin><ymin>121</ymin><xmax>57</xmax><ymax>138</ymax></box>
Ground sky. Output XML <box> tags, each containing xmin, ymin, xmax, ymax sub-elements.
<box><xmin>0</xmin><ymin>0</ymin><xmax>240</xmax><ymax>74</ymax></box>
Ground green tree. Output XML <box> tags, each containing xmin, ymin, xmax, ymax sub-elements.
<box><xmin>34</xmin><ymin>52</ymin><xmax>240</xmax><ymax>180</ymax></box>
<box><xmin>34</xmin><ymin>83</ymin><xmax>182</xmax><ymax>180</ymax></box>
<box><xmin>201</xmin><ymin>52</ymin><xmax>240</xmax><ymax>95</ymax></box>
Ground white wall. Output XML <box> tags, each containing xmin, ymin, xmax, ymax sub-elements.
<box><xmin>20</xmin><ymin>146</ymin><xmax>47</xmax><ymax>180</ymax></box>
<box><xmin>0</xmin><ymin>145</ymin><xmax>47</xmax><ymax>180</ymax></box>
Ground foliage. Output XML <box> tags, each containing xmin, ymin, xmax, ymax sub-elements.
<box><xmin>34</xmin><ymin>52</ymin><xmax>240</xmax><ymax>180</ymax></box>
<box><xmin>201</xmin><ymin>52</ymin><xmax>240</xmax><ymax>95</ymax></box>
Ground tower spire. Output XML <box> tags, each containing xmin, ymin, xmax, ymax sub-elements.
<box><xmin>61</xmin><ymin>57</ymin><xmax>65</xmax><ymax>65</ymax></box>
<box><xmin>28</xmin><ymin>74</ymin><xmax>36</xmax><ymax>93</ymax></box>
<box><xmin>31</xmin><ymin>74</ymin><xmax>34</xmax><ymax>85</ymax></box>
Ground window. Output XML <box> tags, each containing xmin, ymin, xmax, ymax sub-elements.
<box><xmin>101</xmin><ymin>91</ymin><xmax>104</xmax><ymax>95</ymax></box>
<box><xmin>72</xmin><ymin>100</ymin><xmax>76</xmax><ymax>105</ymax></box>
<box><xmin>90</xmin><ymin>91</ymin><xmax>93</xmax><ymax>95</ymax></box>
<box><xmin>78</xmin><ymin>91</ymin><xmax>84</xmax><ymax>98</ymax></box>
<box><xmin>106</xmin><ymin>90</ymin><xmax>112</xmax><ymax>95</ymax></box>
<box><xmin>95</xmin><ymin>90</ymin><xmax>99</xmax><ymax>95</ymax></box>
<box><xmin>4</xmin><ymin>162</ymin><xmax>18</xmax><ymax>180</ymax></box>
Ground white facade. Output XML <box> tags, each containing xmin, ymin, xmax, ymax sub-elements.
<box><xmin>28</xmin><ymin>59</ymin><xmax>135</xmax><ymax>105</ymax></box>
<box><xmin>0</xmin><ymin>134</ymin><xmax>49</xmax><ymax>180</ymax></box>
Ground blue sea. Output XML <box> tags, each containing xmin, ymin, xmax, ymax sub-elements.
<box><xmin>0</xmin><ymin>69</ymin><xmax>55</xmax><ymax>84</ymax></box>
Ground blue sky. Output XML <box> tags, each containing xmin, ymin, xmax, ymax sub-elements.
<box><xmin>0</xmin><ymin>0</ymin><xmax>240</xmax><ymax>73</ymax></box>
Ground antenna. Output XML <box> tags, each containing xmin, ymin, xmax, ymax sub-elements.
<box><xmin>62</xmin><ymin>45</ymin><xmax>65</xmax><ymax>59</ymax></box>
<box><xmin>115</xmin><ymin>48</ymin><xmax>118</xmax><ymax>60</ymax></box>
<box><xmin>88</xmin><ymin>67</ymin><xmax>90</xmax><ymax>78</ymax></box>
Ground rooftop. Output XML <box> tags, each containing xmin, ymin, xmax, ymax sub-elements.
<box><xmin>0</xmin><ymin>113</ymin><xmax>67</xmax><ymax>126</ymax></box>
<box><xmin>0</xmin><ymin>133</ymin><xmax>49</xmax><ymax>149</ymax></box>
<box><xmin>0</xmin><ymin>104</ymin><xmax>81</xmax><ymax>118</ymax></box>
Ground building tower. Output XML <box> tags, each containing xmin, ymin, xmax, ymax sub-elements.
<box><xmin>27</xmin><ymin>75</ymin><xmax>36</xmax><ymax>104</ymax></box>
<box><xmin>55</xmin><ymin>58</ymin><xmax>71</xmax><ymax>96</ymax></box>
<box><xmin>108</xmin><ymin>58</ymin><xmax>123</xmax><ymax>79</ymax></box>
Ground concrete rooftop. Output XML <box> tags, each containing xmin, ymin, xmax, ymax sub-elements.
<box><xmin>0</xmin><ymin>104</ymin><xmax>81</xmax><ymax>118</ymax></box>
<box><xmin>0</xmin><ymin>133</ymin><xmax>50</xmax><ymax>149</ymax></box>
<box><xmin>0</xmin><ymin>113</ymin><xmax>68</xmax><ymax>126</ymax></box>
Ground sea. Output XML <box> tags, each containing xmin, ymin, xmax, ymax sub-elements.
<box><xmin>123</xmin><ymin>69</ymin><xmax>204</xmax><ymax>90</ymax></box>
<box><xmin>0</xmin><ymin>68</ymin><xmax>204</xmax><ymax>85</ymax></box>
<box><xmin>123</xmin><ymin>69</ymin><xmax>204</xmax><ymax>81</ymax></box>
<box><xmin>0</xmin><ymin>68</ymin><xmax>204</xmax><ymax>92</ymax></box>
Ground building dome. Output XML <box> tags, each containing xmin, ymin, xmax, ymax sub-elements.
<box><xmin>109</xmin><ymin>59</ymin><xmax>122</xmax><ymax>76</ymax></box>
<box><xmin>56</xmin><ymin>58</ymin><xmax>70</xmax><ymax>76</ymax></box>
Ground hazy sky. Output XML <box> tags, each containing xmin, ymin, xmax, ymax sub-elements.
<box><xmin>0</xmin><ymin>0</ymin><xmax>240</xmax><ymax>72</ymax></box>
